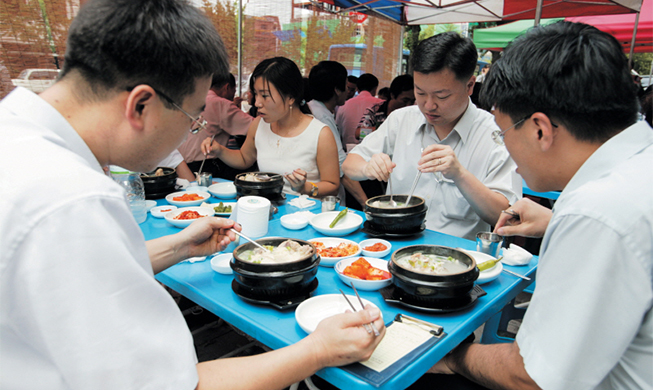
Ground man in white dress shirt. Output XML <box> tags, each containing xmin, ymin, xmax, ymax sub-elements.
<box><xmin>0</xmin><ymin>1</ymin><xmax>384</xmax><ymax>389</ymax></box>
<box><xmin>343</xmin><ymin>32</ymin><xmax>520</xmax><ymax>240</ymax></box>
<box><xmin>425</xmin><ymin>22</ymin><xmax>652</xmax><ymax>390</ymax></box>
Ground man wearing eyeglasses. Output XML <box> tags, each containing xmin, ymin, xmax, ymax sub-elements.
<box><xmin>0</xmin><ymin>0</ymin><xmax>384</xmax><ymax>389</ymax></box>
<box><xmin>343</xmin><ymin>32</ymin><xmax>520</xmax><ymax>241</ymax></box>
<box><xmin>418</xmin><ymin>22</ymin><xmax>653</xmax><ymax>390</ymax></box>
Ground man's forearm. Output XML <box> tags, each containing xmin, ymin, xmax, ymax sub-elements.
<box><xmin>342</xmin><ymin>154</ymin><xmax>369</xmax><ymax>181</ymax></box>
<box><xmin>342</xmin><ymin>175</ymin><xmax>368</xmax><ymax>207</ymax></box>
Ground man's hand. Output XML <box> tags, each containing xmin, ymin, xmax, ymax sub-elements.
<box><xmin>494</xmin><ymin>198</ymin><xmax>552</xmax><ymax>238</ymax></box>
<box><xmin>363</xmin><ymin>153</ymin><xmax>395</xmax><ymax>182</ymax></box>
<box><xmin>177</xmin><ymin>217</ymin><xmax>239</xmax><ymax>259</ymax></box>
<box><xmin>309</xmin><ymin>305</ymin><xmax>386</xmax><ymax>367</ymax></box>
<box><xmin>419</xmin><ymin>144</ymin><xmax>464</xmax><ymax>181</ymax></box>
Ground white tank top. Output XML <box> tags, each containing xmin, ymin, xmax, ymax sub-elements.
<box><xmin>254</xmin><ymin>117</ymin><xmax>325</xmax><ymax>195</ymax></box>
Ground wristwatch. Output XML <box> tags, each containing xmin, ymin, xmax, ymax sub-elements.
<box><xmin>309</xmin><ymin>182</ymin><xmax>319</xmax><ymax>197</ymax></box>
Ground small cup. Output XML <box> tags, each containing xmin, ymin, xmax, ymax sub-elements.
<box><xmin>321</xmin><ymin>196</ymin><xmax>340</xmax><ymax>212</ymax></box>
<box><xmin>476</xmin><ymin>232</ymin><xmax>504</xmax><ymax>258</ymax></box>
<box><xmin>197</xmin><ymin>172</ymin><xmax>213</xmax><ymax>187</ymax></box>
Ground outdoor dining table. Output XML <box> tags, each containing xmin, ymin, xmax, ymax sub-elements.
<box><xmin>140</xmin><ymin>180</ymin><xmax>537</xmax><ymax>390</ymax></box>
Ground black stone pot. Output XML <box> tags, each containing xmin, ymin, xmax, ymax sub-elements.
<box><xmin>231</xmin><ymin>237</ymin><xmax>320</xmax><ymax>299</ymax></box>
<box><xmin>364</xmin><ymin>195</ymin><xmax>427</xmax><ymax>234</ymax></box>
<box><xmin>140</xmin><ymin>167</ymin><xmax>177</xmax><ymax>198</ymax></box>
<box><xmin>234</xmin><ymin>172</ymin><xmax>285</xmax><ymax>199</ymax></box>
<box><xmin>389</xmin><ymin>245</ymin><xmax>479</xmax><ymax>310</ymax></box>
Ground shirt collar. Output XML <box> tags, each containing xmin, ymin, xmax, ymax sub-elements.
<box><xmin>417</xmin><ymin>98</ymin><xmax>474</xmax><ymax>146</ymax></box>
<box><xmin>562</xmin><ymin>120</ymin><xmax>653</xmax><ymax>196</ymax></box>
<box><xmin>1</xmin><ymin>87</ymin><xmax>104</xmax><ymax>174</ymax></box>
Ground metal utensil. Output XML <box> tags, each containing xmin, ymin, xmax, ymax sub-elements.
<box><xmin>197</xmin><ymin>134</ymin><xmax>216</xmax><ymax>179</ymax></box>
<box><xmin>338</xmin><ymin>288</ymin><xmax>379</xmax><ymax>336</ymax></box>
<box><xmin>351</xmin><ymin>282</ymin><xmax>380</xmax><ymax>336</ymax></box>
<box><xmin>388</xmin><ymin>174</ymin><xmax>397</xmax><ymax>208</ymax></box>
<box><xmin>404</xmin><ymin>171</ymin><xmax>422</xmax><ymax>206</ymax></box>
<box><xmin>501</xmin><ymin>209</ymin><xmax>520</xmax><ymax>220</ymax></box>
<box><xmin>501</xmin><ymin>268</ymin><xmax>531</xmax><ymax>281</ymax></box>
<box><xmin>230</xmin><ymin>228</ymin><xmax>269</xmax><ymax>252</ymax></box>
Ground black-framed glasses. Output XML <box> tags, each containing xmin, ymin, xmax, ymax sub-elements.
<box><xmin>152</xmin><ymin>88</ymin><xmax>206</xmax><ymax>134</ymax></box>
<box><xmin>491</xmin><ymin>114</ymin><xmax>558</xmax><ymax>146</ymax></box>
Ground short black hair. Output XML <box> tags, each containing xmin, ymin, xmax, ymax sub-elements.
<box><xmin>250</xmin><ymin>57</ymin><xmax>309</xmax><ymax>114</ymax></box>
<box><xmin>62</xmin><ymin>0</ymin><xmax>228</xmax><ymax>104</ymax></box>
<box><xmin>308</xmin><ymin>61</ymin><xmax>348</xmax><ymax>103</ymax></box>
<box><xmin>389</xmin><ymin>74</ymin><xmax>414</xmax><ymax>99</ymax></box>
<box><xmin>211</xmin><ymin>73</ymin><xmax>235</xmax><ymax>89</ymax></box>
<box><xmin>347</xmin><ymin>75</ymin><xmax>359</xmax><ymax>84</ymax></box>
<box><xmin>412</xmin><ymin>31</ymin><xmax>477</xmax><ymax>81</ymax></box>
<box><xmin>357</xmin><ymin>73</ymin><xmax>379</xmax><ymax>92</ymax></box>
<box><xmin>481</xmin><ymin>21</ymin><xmax>639</xmax><ymax>143</ymax></box>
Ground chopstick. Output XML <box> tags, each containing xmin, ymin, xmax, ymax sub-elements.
<box><xmin>338</xmin><ymin>288</ymin><xmax>380</xmax><ymax>337</ymax></box>
<box><xmin>501</xmin><ymin>209</ymin><xmax>520</xmax><ymax>220</ymax></box>
<box><xmin>502</xmin><ymin>268</ymin><xmax>531</xmax><ymax>281</ymax></box>
<box><xmin>229</xmin><ymin>229</ymin><xmax>269</xmax><ymax>252</ymax></box>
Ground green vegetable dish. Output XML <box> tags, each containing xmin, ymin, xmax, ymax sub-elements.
<box><xmin>213</xmin><ymin>202</ymin><xmax>232</xmax><ymax>213</ymax></box>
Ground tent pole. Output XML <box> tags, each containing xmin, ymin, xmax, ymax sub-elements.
<box><xmin>627</xmin><ymin>10</ymin><xmax>640</xmax><ymax>70</ymax></box>
<box><xmin>398</xmin><ymin>25</ymin><xmax>405</xmax><ymax>76</ymax></box>
<box><xmin>237</xmin><ymin>0</ymin><xmax>243</xmax><ymax>98</ymax></box>
<box><xmin>534</xmin><ymin>0</ymin><xmax>543</xmax><ymax>26</ymax></box>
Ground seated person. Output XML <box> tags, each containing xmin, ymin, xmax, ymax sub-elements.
<box><xmin>355</xmin><ymin>74</ymin><xmax>415</xmax><ymax>139</ymax></box>
<box><xmin>157</xmin><ymin>149</ymin><xmax>196</xmax><ymax>182</ymax></box>
<box><xmin>343</xmin><ymin>32</ymin><xmax>521</xmax><ymax>240</ymax></box>
<box><xmin>178</xmin><ymin>73</ymin><xmax>252</xmax><ymax>181</ymax></box>
<box><xmin>0</xmin><ymin>1</ymin><xmax>384</xmax><ymax>389</ymax></box>
<box><xmin>202</xmin><ymin>57</ymin><xmax>340</xmax><ymax>197</ymax></box>
<box><xmin>424</xmin><ymin>21</ymin><xmax>652</xmax><ymax>390</ymax></box>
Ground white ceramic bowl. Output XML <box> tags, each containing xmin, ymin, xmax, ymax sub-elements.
<box><xmin>308</xmin><ymin>237</ymin><xmax>361</xmax><ymax>267</ymax></box>
<box><xmin>186</xmin><ymin>185</ymin><xmax>209</xmax><ymax>193</ymax></box>
<box><xmin>208</xmin><ymin>182</ymin><xmax>237</xmax><ymax>199</ymax></box>
<box><xmin>150</xmin><ymin>205</ymin><xmax>177</xmax><ymax>218</ymax></box>
<box><xmin>210</xmin><ymin>253</ymin><xmax>233</xmax><ymax>274</ymax></box>
<box><xmin>461</xmin><ymin>249</ymin><xmax>503</xmax><ymax>285</ymax></box>
<box><xmin>164</xmin><ymin>206</ymin><xmax>214</xmax><ymax>228</ymax></box>
<box><xmin>309</xmin><ymin>210</ymin><xmax>363</xmax><ymax>236</ymax></box>
<box><xmin>295</xmin><ymin>294</ymin><xmax>378</xmax><ymax>334</ymax></box>
<box><xmin>280</xmin><ymin>214</ymin><xmax>309</xmax><ymax>230</ymax></box>
<box><xmin>359</xmin><ymin>239</ymin><xmax>392</xmax><ymax>258</ymax></box>
<box><xmin>165</xmin><ymin>191</ymin><xmax>210</xmax><ymax>207</ymax></box>
<box><xmin>334</xmin><ymin>257</ymin><xmax>392</xmax><ymax>291</ymax></box>
<box><xmin>144</xmin><ymin>200</ymin><xmax>157</xmax><ymax>212</ymax></box>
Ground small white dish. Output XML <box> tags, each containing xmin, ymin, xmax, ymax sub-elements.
<box><xmin>208</xmin><ymin>182</ymin><xmax>237</xmax><ymax>199</ymax></box>
<box><xmin>210</xmin><ymin>253</ymin><xmax>233</xmax><ymax>274</ymax></box>
<box><xmin>295</xmin><ymin>294</ymin><xmax>378</xmax><ymax>334</ymax></box>
<box><xmin>186</xmin><ymin>185</ymin><xmax>209</xmax><ymax>193</ymax></box>
<box><xmin>164</xmin><ymin>206</ymin><xmax>214</xmax><ymax>228</ymax></box>
<box><xmin>201</xmin><ymin>202</ymin><xmax>236</xmax><ymax>217</ymax></box>
<box><xmin>144</xmin><ymin>200</ymin><xmax>157</xmax><ymax>212</ymax></box>
<box><xmin>335</xmin><ymin>257</ymin><xmax>392</xmax><ymax>291</ymax></box>
<box><xmin>462</xmin><ymin>250</ymin><xmax>503</xmax><ymax>284</ymax></box>
<box><xmin>150</xmin><ymin>205</ymin><xmax>177</xmax><ymax>218</ymax></box>
<box><xmin>308</xmin><ymin>237</ymin><xmax>361</xmax><ymax>267</ymax></box>
<box><xmin>359</xmin><ymin>239</ymin><xmax>392</xmax><ymax>258</ymax></box>
<box><xmin>309</xmin><ymin>210</ymin><xmax>363</xmax><ymax>236</ymax></box>
<box><xmin>280</xmin><ymin>214</ymin><xmax>309</xmax><ymax>230</ymax></box>
<box><xmin>165</xmin><ymin>191</ymin><xmax>210</xmax><ymax>207</ymax></box>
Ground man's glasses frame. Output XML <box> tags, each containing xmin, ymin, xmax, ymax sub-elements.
<box><xmin>491</xmin><ymin>113</ymin><xmax>558</xmax><ymax>146</ymax></box>
<box><xmin>126</xmin><ymin>86</ymin><xmax>206</xmax><ymax>134</ymax></box>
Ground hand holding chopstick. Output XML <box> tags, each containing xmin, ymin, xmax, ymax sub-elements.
<box><xmin>338</xmin><ymin>284</ymin><xmax>380</xmax><ymax>336</ymax></box>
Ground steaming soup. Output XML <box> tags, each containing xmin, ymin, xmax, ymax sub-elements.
<box><xmin>239</xmin><ymin>239</ymin><xmax>313</xmax><ymax>264</ymax></box>
<box><xmin>395</xmin><ymin>252</ymin><xmax>470</xmax><ymax>275</ymax></box>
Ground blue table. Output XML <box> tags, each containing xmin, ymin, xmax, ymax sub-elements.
<box><xmin>141</xmin><ymin>185</ymin><xmax>537</xmax><ymax>390</ymax></box>
<box><xmin>523</xmin><ymin>179</ymin><xmax>560</xmax><ymax>200</ymax></box>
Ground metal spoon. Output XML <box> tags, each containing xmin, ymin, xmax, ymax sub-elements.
<box><xmin>230</xmin><ymin>228</ymin><xmax>269</xmax><ymax>252</ymax></box>
<box><xmin>388</xmin><ymin>174</ymin><xmax>397</xmax><ymax>208</ymax></box>
<box><xmin>405</xmin><ymin>171</ymin><xmax>422</xmax><ymax>206</ymax></box>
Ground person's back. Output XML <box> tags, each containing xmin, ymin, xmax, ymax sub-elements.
<box><xmin>335</xmin><ymin>73</ymin><xmax>383</xmax><ymax>150</ymax></box>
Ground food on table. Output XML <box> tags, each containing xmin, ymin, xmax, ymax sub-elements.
<box><xmin>159</xmin><ymin>208</ymin><xmax>173</xmax><ymax>212</ymax></box>
<box><xmin>173</xmin><ymin>210</ymin><xmax>203</xmax><ymax>220</ymax></box>
<box><xmin>370</xmin><ymin>200</ymin><xmax>405</xmax><ymax>208</ymax></box>
<box><xmin>240</xmin><ymin>240</ymin><xmax>313</xmax><ymax>264</ymax></box>
<box><xmin>329</xmin><ymin>208</ymin><xmax>348</xmax><ymax>228</ymax></box>
<box><xmin>154</xmin><ymin>168</ymin><xmax>165</xmax><ymax>176</ymax></box>
<box><xmin>172</xmin><ymin>193</ymin><xmax>204</xmax><ymax>201</ymax></box>
<box><xmin>477</xmin><ymin>257</ymin><xmax>502</xmax><ymax>271</ymax></box>
<box><xmin>343</xmin><ymin>258</ymin><xmax>391</xmax><ymax>280</ymax></box>
<box><xmin>395</xmin><ymin>252</ymin><xmax>469</xmax><ymax>275</ymax></box>
<box><xmin>241</xmin><ymin>173</ymin><xmax>277</xmax><ymax>182</ymax></box>
<box><xmin>213</xmin><ymin>202</ymin><xmax>232</xmax><ymax>213</ymax></box>
<box><xmin>363</xmin><ymin>242</ymin><xmax>388</xmax><ymax>252</ymax></box>
<box><xmin>312</xmin><ymin>241</ymin><xmax>359</xmax><ymax>258</ymax></box>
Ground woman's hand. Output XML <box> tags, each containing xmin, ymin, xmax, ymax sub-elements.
<box><xmin>284</xmin><ymin>168</ymin><xmax>308</xmax><ymax>194</ymax></box>
<box><xmin>200</xmin><ymin>137</ymin><xmax>222</xmax><ymax>156</ymax></box>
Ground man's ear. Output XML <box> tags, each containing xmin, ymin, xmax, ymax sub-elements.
<box><xmin>124</xmin><ymin>85</ymin><xmax>157</xmax><ymax>131</ymax></box>
<box><xmin>531</xmin><ymin>112</ymin><xmax>558</xmax><ymax>152</ymax></box>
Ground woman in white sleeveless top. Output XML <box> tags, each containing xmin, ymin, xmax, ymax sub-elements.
<box><xmin>202</xmin><ymin>57</ymin><xmax>340</xmax><ymax>196</ymax></box>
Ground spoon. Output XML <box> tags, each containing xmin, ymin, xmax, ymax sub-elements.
<box><xmin>405</xmin><ymin>171</ymin><xmax>422</xmax><ymax>206</ymax></box>
<box><xmin>387</xmin><ymin>174</ymin><xmax>397</xmax><ymax>208</ymax></box>
<box><xmin>230</xmin><ymin>228</ymin><xmax>270</xmax><ymax>252</ymax></box>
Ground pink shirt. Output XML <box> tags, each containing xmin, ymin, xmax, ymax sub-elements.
<box><xmin>178</xmin><ymin>90</ymin><xmax>252</xmax><ymax>163</ymax></box>
<box><xmin>335</xmin><ymin>90</ymin><xmax>383</xmax><ymax>147</ymax></box>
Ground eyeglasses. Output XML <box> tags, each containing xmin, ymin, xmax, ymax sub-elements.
<box><xmin>491</xmin><ymin>114</ymin><xmax>559</xmax><ymax>146</ymax></box>
<box><xmin>151</xmin><ymin>88</ymin><xmax>207</xmax><ymax>134</ymax></box>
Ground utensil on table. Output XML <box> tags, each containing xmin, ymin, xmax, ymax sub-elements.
<box><xmin>338</xmin><ymin>288</ymin><xmax>379</xmax><ymax>336</ymax></box>
<box><xmin>230</xmin><ymin>228</ymin><xmax>270</xmax><ymax>252</ymax></box>
<box><xmin>405</xmin><ymin>171</ymin><xmax>422</xmax><ymax>206</ymax></box>
<box><xmin>197</xmin><ymin>134</ymin><xmax>216</xmax><ymax>179</ymax></box>
<box><xmin>501</xmin><ymin>209</ymin><xmax>520</xmax><ymax>220</ymax></box>
<box><xmin>501</xmin><ymin>268</ymin><xmax>531</xmax><ymax>281</ymax></box>
<box><xmin>476</xmin><ymin>232</ymin><xmax>504</xmax><ymax>258</ymax></box>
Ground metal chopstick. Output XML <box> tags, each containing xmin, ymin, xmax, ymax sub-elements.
<box><xmin>502</xmin><ymin>268</ymin><xmax>531</xmax><ymax>281</ymax></box>
<box><xmin>350</xmin><ymin>283</ymin><xmax>380</xmax><ymax>336</ymax></box>
<box><xmin>405</xmin><ymin>171</ymin><xmax>422</xmax><ymax>206</ymax></box>
<box><xmin>339</xmin><ymin>289</ymin><xmax>373</xmax><ymax>335</ymax></box>
<box><xmin>229</xmin><ymin>229</ymin><xmax>269</xmax><ymax>252</ymax></box>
